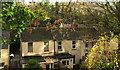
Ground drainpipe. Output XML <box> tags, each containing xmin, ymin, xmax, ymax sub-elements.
<box><xmin>19</xmin><ymin>33</ymin><xmax>22</xmax><ymax>68</ymax></box>
<box><xmin>54</xmin><ymin>40</ymin><xmax>56</xmax><ymax>55</ymax></box>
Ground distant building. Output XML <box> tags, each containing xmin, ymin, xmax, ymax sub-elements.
<box><xmin>0</xmin><ymin>31</ymin><xmax>10</xmax><ymax>69</ymax></box>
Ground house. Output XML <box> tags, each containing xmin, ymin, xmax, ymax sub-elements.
<box><xmin>0</xmin><ymin>31</ymin><xmax>10</xmax><ymax>69</ymax></box>
<box><xmin>20</xmin><ymin>27</ymin><xmax>102</xmax><ymax>69</ymax></box>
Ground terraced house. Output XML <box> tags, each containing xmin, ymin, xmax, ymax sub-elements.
<box><xmin>20</xmin><ymin>27</ymin><xmax>102</xmax><ymax>69</ymax></box>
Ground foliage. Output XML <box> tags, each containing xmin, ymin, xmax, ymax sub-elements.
<box><xmin>84</xmin><ymin>2</ymin><xmax>120</xmax><ymax>38</ymax></box>
<box><xmin>82</xmin><ymin>2</ymin><xmax>120</xmax><ymax>68</ymax></box>
<box><xmin>85</xmin><ymin>32</ymin><xmax>118</xmax><ymax>70</ymax></box>
<box><xmin>2</xmin><ymin>2</ymin><xmax>49</xmax><ymax>43</ymax></box>
<box><xmin>24</xmin><ymin>59</ymin><xmax>43</xmax><ymax>70</ymax></box>
<box><xmin>33</xmin><ymin>2</ymin><xmax>86</xmax><ymax>39</ymax></box>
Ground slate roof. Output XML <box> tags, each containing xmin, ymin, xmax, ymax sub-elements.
<box><xmin>21</xmin><ymin>27</ymin><xmax>103</xmax><ymax>42</ymax></box>
<box><xmin>2</xmin><ymin>31</ymin><xmax>10</xmax><ymax>49</ymax></box>
<box><xmin>54</xmin><ymin>53</ymin><xmax>74</xmax><ymax>59</ymax></box>
<box><xmin>21</xmin><ymin>27</ymin><xmax>53</xmax><ymax>42</ymax></box>
<box><xmin>22</xmin><ymin>56</ymin><xmax>46</xmax><ymax>64</ymax></box>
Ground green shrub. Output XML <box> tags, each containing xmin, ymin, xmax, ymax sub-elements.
<box><xmin>24</xmin><ymin>59</ymin><xmax>43</xmax><ymax>70</ymax></box>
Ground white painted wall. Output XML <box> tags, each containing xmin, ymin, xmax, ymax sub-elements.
<box><xmin>21</xmin><ymin>40</ymin><xmax>86</xmax><ymax>65</ymax></box>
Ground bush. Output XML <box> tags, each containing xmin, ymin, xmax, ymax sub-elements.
<box><xmin>24</xmin><ymin>59</ymin><xmax>43</xmax><ymax>70</ymax></box>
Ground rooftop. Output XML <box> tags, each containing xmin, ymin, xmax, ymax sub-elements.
<box><xmin>21</xmin><ymin>27</ymin><xmax>104</xmax><ymax>42</ymax></box>
<box><xmin>22</xmin><ymin>56</ymin><xmax>46</xmax><ymax>64</ymax></box>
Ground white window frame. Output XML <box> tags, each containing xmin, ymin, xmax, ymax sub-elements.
<box><xmin>28</xmin><ymin>42</ymin><xmax>33</xmax><ymax>52</ymax></box>
<box><xmin>62</xmin><ymin>60</ymin><xmax>69</xmax><ymax>66</ymax></box>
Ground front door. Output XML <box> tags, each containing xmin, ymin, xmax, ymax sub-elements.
<box><xmin>46</xmin><ymin>64</ymin><xmax>49</xmax><ymax>70</ymax></box>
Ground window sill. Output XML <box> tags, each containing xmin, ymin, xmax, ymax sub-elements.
<box><xmin>28</xmin><ymin>52</ymin><xmax>33</xmax><ymax>53</ymax></box>
<box><xmin>58</xmin><ymin>49</ymin><xmax>62</xmax><ymax>51</ymax></box>
<box><xmin>42</xmin><ymin>52</ymin><xmax>52</xmax><ymax>54</ymax></box>
<box><xmin>72</xmin><ymin>48</ymin><xmax>77</xmax><ymax>50</ymax></box>
<box><xmin>85</xmin><ymin>47</ymin><xmax>89</xmax><ymax>48</ymax></box>
<box><xmin>44</xmin><ymin>51</ymin><xmax>49</xmax><ymax>52</ymax></box>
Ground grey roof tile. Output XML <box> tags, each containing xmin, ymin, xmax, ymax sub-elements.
<box><xmin>21</xmin><ymin>27</ymin><xmax>103</xmax><ymax>42</ymax></box>
<box><xmin>22</xmin><ymin>56</ymin><xmax>46</xmax><ymax>64</ymax></box>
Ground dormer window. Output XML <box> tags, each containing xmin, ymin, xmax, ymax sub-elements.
<box><xmin>44</xmin><ymin>41</ymin><xmax>49</xmax><ymax>52</ymax></box>
<box><xmin>58</xmin><ymin>41</ymin><xmax>62</xmax><ymax>51</ymax></box>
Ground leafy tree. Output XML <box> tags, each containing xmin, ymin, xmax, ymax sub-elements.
<box><xmin>82</xmin><ymin>1</ymin><xmax>120</xmax><ymax>47</ymax></box>
<box><xmin>86</xmin><ymin>1</ymin><xmax>120</xmax><ymax>68</ymax></box>
<box><xmin>85</xmin><ymin>32</ymin><xmax>118</xmax><ymax>70</ymax></box>
<box><xmin>24</xmin><ymin>59</ymin><xmax>43</xmax><ymax>70</ymax></box>
<box><xmin>2</xmin><ymin>2</ymin><xmax>49</xmax><ymax>42</ymax></box>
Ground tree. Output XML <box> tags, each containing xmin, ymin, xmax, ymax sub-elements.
<box><xmin>83</xmin><ymin>1</ymin><xmax>120</xmax><ymax>46</ymax></box>
<box><xmin>24</xmin><ymin>59</ymin><xmax>43</xmax><ymax>70</ymax></box>
<box><xmin>85</xmin><ymin>33</ymin><xmax>118</xmax><ymax>69</ymax></box>
<box><xmin>80</xmin><ymin>1</ymin><xmax>120</xmax><ymax>68</ymax></box>
<box><xmin>2</xmin><ymin>2</ymin><xmax>49</xmax><ymax>42</ymax></box>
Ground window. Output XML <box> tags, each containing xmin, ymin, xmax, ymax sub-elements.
<box><xmin>44</xmin><ymin>41</ymin><xmax>49</xmax><ymax>52</ymax></box>
<box><xmin>58</xmin><ymin>41</ymin><xmax>62</xmax><ymax>50</ymax></box>
<box><xmin>72</xmin><ymin>41</ymin><xmax>76</xmax><ymax>49</ymax></box>
<box><xmin>28</xmin><ymin>42</ymin><xmax>33</xmax><ymax>52</ymax></box>
<box><xmin>67</xmin><ymin>60</ymin><xmax>69</xmax><ymax>65</ymax></box>
<box><xmin>62</xmin><ymin>60</ymin><xmax>69</xmax><ymax>65</ymax></box>
<box><xmin>73</xmin><ymin>56</ymin><xmax>75</xmax><ymax>64</ymax></box>
<box><xmin>62</xmin><ymin>61</ymin><xmax>66</xmax><ymax>65</ymax></box>
<box><xmin>85</xmin><ymin>42</ymin><xmax>89</xmax><ymax>48</ymax></box>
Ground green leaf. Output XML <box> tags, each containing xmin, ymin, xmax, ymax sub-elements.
<box><xmin>39</xmin><ymin>8</ymin><xmax>42</xmax><ymax>12</ymax></box>
<box><xmin>44</xmin><ymin>16</ymin><xmax>50</xmax><ymax>21</ymax></box>
<box><xmin>10</xmin><ymin>12</ymin><xmax>14</xmax><ymax>15</ymax></box>
<box><xmin>42</xmin><ymin>13</ymin><xmax>45</xmax><ymax>17</ymax></box>
<box><xmin>17</xmin><ymin>31</ymin><xmax>20</xmax><ymax>34</ymax></box>
<box><xmin>6</xmin><ymin>9</ymin><xmax>9</xmax><ymax>12</ymax></box>
<box><xmin>19</xmin><ymin>29</ymin><xmax>23</xmax><ymax>33</ymax></box>
<box><xmin>14</xmin><ymin>39</ymin><xmax>16</xmax><ymax>41</ymax></box>
<box><xmin>2</xmin><ymin>27</ymin><xmax>5</xmax><ymax>30</ymax></box>
<box><xmin>15</xmin><ymin>34</ymin><xmax>18</xmax><ymax>37</ymax></box>
<box><xmin>35</xmin><ymin>16</ymin><xmax>38</xmax><ymax>18</ymax></box>
<box><xmin>28</xmin><ymin>10</ymin><xmax>31</xmax><ymax>12</ymax></box>
<box><xmin>22</xmin><ymin>21</ymin><xmax>24</xmax><ymax>23</ymax></box>
<box><xmin>25</xmin><ymin>8</ymin><xmax>28</xmax><ymax>10</ymax></box>
<box><xmin>1</xmin><ymin>42</ymin><xmax>3</xmax><ymax>45</ymax></box>
<box><xmin>35</xmin><ymin>6</ymin><xmax>38</xmax><ymax>8</ymax></box>
<box><xmin>0</xmin><ymin>19</ymin><xmax>2</xmax><ymax>22</ymax></box>
<box><xmin>22</xmin><ymin>27</ymin><xmax>25</xmax><ymax>31</ymax></box>
<box><xmin>10</xmin><ymin>26</ymin><xmax>12</xmax><ymax>29</ymax></box>
<box><xmin>0</xmin><ymin>14</ymin><xmax>3</xmax><ymax>17</ymax></box>
<box><xmin>4</xmin><ymin>39</ymin><xmax>7</xmax><ymax>42</ymax></box>
<box><xmin>32</xmin><ymin>12</ymin><xmax>35</xmax><ymax>16</ymax></box>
